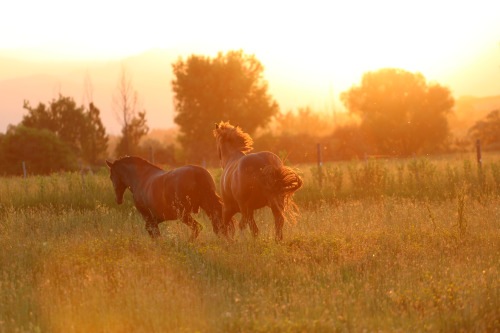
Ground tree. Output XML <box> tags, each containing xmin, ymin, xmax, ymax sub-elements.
<box><xmin>115</xmin><ymin>110</ymin><xmax>148</xmax><ymax>157</ymax></box>
<box><xmin>340</xmin><ymin>68</ymin><xmax>454</xmax><ymax>155</ymax></box>
<box><xmin>21</xmin><ymin>95</ymin><xmax>109</xmax><ymax>165</ymax></box>
<box><xmin>468</xmin><ymin>109</ymin><xmax>500</xmax><ymax>149</ymax></box>
<box><xmin>113</xmin><ymin>64</ymin><xmax>149</xmax><ymax>156</ymax></box>
<box><xmin>0</xmin><ymin>125</ymin><xmax>77</xmax><ymax>175</ymax></box>
<box><xmin>327</xmin><ymin>124</ymin><xmax>370</xmax><ymax>161</ymax></box>
<box><xmin>22</xmin><ymin>95</ymin><xmax>85</xmax><ymax>153</ymax></box>
<box><xmin>81</xmin><ymin>103</ymin><xmax>109</xmax><ymax>165</ymax></box>
<box><xmin>172</xmin><ymin>50</ymin><xmax>279</xmax><ymax>164</ymax></box>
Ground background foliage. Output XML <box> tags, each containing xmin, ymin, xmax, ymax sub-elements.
<box><xmin>172</xmin><ymin>50</ymin><xmax>279</xmax><ymax>164</ymax></box>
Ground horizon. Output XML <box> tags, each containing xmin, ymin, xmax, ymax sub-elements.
<box><xmin>1</xmin><ymin>0</ymin><xmax>500</xmax><ymax>134</ymax></box>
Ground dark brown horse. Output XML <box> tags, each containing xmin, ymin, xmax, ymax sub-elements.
<box><xmin>214</xmin><ymin>121</ymin><xmax>303</xmax><ymax>241</ymax></box>
<box><xmin>106</xmin><ymin>156</ymin><xmax>227</xmax><ymax>240</ymax></box>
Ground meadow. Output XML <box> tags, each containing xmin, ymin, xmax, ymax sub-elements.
<box><xmin>0</xmin><ymin>153</ymin><xmax>499</xmax><ymax>332</ymax></box>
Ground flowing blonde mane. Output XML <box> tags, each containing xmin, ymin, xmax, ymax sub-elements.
<box><xmin>213</xmin><ymin>121</ymin><xmax>254</xmax><ymax>153</ymax></box>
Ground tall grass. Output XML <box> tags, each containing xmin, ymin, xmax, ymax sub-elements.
<box><xmin>303</xmin><ymin>153</ymin><xmax>500</xmax><ymax>205</ymax></box>
<box><xmin>0</xmin><ymin>153</ymin><xmax>499</xmax><ymax>332</ymax></box>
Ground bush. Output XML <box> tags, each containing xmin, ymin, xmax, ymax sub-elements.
<box><xmin>0</xmin><ymin>126</ymin><xmax>78</xmax><ymax>175</ymax></box>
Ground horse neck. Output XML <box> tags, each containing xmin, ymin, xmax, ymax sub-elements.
<box><xmin>117</xmin><ymin>161</ymin><xmax>160</xmax><ymax>192</ymax></box>
<box><xmin>220</xmin><ymin>148</ymin><xmax>245</xmax><ymax>169</ymax></box>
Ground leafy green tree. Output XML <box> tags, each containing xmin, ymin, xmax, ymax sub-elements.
<box><xmin>0</xmin><ymin>125</ymin><xmax>77</xmax><ymax>175</ymax></box>
<box><xmin>341</xmin><ymin>68</ymin><xmax>454</xmax><ymax>155</ymax></box>
<box><xmin>468</xmin><ymin>109</ymin><xmax>500</xmax><ymax>149</ymax></box>
<box><xmin>172</xmin><ymin>50</ymin><xmax>279</xmax><ymax>164</ymax></box>
<box><xmin>21</xmin><ymin>95</ymin><xmax>108</xmax><ymax>165</ymax></box>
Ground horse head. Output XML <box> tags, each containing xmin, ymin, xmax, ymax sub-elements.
<box><xmin>106</xmin><ymin>159</ymin><xmax>127</xmax><ymax>205</ymax></box>
<box><xmin>214</xmin><ymin>121</ymin><xmax>254</xmax><ymax>168</ymax></box>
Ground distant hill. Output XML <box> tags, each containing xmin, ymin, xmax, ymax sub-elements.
<box><xmin>0</xmin><ymin>49</ymin><xmax>179</xmax><ymax>134</ymax></box>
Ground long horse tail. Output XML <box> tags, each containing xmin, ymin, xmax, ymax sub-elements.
<box><xmin>197</xmin><ymin>175</ymin><xmax>234</xmax><ymax>238</ymax></box>
<box><xmin>200</xmin><ymin>189</ymin><xmax>223</xmax><ymax>234</ymax></box>
<box><xmin>261</xmin><ymin>164</ymin><xmax>303</xmax><ymax>223</ymax></box>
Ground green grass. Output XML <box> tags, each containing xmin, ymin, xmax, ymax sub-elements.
<box><xmin>0</xmin><ymin>154</ymin><xmax>499</xmax><ymax>332</ymax></box>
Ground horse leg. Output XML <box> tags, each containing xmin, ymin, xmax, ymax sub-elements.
<box><xmin>181</xmin><ymin>213</ymin><xmax>202</xmax><ymax>241</ymax></box>
<box><xmin>270</xmin><ymin>202</ymin><xmax>285</xmax><ymax>242</ymax></box>
<box><xmin>241</xmin><ymin>209</ymin><xmax>259</xmax><ymax>238</ymax></box>
<box><xmin>222</xmin><ymin>205</ymin><xmax>237</xmax><ymax>239</ymax></box>
<box><xmin>145</xmin><ymin>221</ymin><xmax>161</xmax><ymax>239</ymax></box>
<box><xmin>139</xmin><ymin>209</ymin><xmax>161</xmax><ymax>239</ymax></box>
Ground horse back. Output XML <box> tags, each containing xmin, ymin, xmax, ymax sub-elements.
<box><xmin>239</xmin><ymin>151</ymin><xmax>281</xmax><ymax>170</ymax></box>
<box><xmin>140</xmin><ymin>165</ymin><xmax>217</xmax><ymax>220</ymax></box>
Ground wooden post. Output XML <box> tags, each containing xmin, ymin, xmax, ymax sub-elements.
<box><xmin>413</xmin><ymin>152</ymin><xmax>420</xmax><ymax>185</ymax></box>
<box><xmin>364</xmin><ymin>152</ymin><xmax>367</xmax><ymax>164</ymax></box>
<box><xmin>476</xmin><ymin>139</ymin><xmax>484</xmax><ymax>188</ymax></box>
<box><xmin>149</xmin><ymin>146</ymin><xmax>154</xmax><ymax>164</ymax></box>
<box><xmin>22</xmin><ymin>161</ymin><xmax>27</xmax><ymax>179</ymax></box>
<box><xmin>22</xmin><ymin>161</ymin><xmax>27</xmax><ymax>194</ymax></box>
<box><xmin>476</xmin><ymin>139</ymin><xmax>482</xmax><ymax>169</ymax></box>
<box><xmin>79</xmin><ymin>161</ymin><xmax>85</xmax><ymax>192</ymax></box>
<box><xmin>317</xmin><ymin>143</ymin><xmax>323</xmax><ymax>187</ymax></box>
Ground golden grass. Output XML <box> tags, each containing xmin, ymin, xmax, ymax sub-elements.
<box><xmin>1</xmin><ymin>155</ymin><xmax>499</xmax><ymax>331</ymax></box>
<box><xmin>1</xmin><ymin>197</ymin><xmax>499</xmax><ymax>332</ymax></box>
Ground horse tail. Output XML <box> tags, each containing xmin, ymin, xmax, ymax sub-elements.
<box><xmin>195</xmin><ymin>172</ymin><xmax>224</xmax><ymax>235</ymax></box>
<box><xmin>199</xmin><ymin>189</ymin><xmax>222</xmax><ymax>233</ymax></box>
<box><xmin>261</xmin><ymin>165</ymin><xmax>303</xmax><ymax>223</ymax></box>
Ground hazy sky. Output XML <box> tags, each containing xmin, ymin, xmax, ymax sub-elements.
<box><xmin>1</xmin><ymin>0</ymin><xmax>500</xmax><ymax>132</ymax></box>
<box><xmin>3</xmin><ymin>0</ymin><xmax>499</xmax><ymax>66</ymax></box>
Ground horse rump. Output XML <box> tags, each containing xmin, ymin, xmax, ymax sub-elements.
<box><xmin>261</xmin><ymin>164</ymin><xmax>303</xmax><ymax>196</ymax></box>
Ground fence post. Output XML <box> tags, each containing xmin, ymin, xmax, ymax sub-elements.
<box><xmin>22</xmin><ymin>161</ymin><xmax>27</xmax><ymax>179</ymax></box>
<box><xmin>150</xmin><ymin>146</ymin><xmax>155</xmax><ymax>164</ymax></box>
<box><xmin>413</xmin><ymin>152</ymin><xmax>420</xmax><ymax>185</ymax></box>
<box><xmin>476</xmin><ymin>139</ymin><xmax>485</xmax><ymax>188</ymax></box>
<box><xmin>79</xmin><ymin>161</ymin><xmax>85</xmax><ymax>192</ymax></box>
<box><xmin>317</xmin><ymin>143</ymin><xmax>323</xmax><ymax>187</ymax></box>
<box><xmin>22</xmin><ymin>161</ymin><xmax>27</xmax><ymax>194</ymax></box>
<box><xmin>476</xmin><ymin>139</ymin><xmax>482</xmax><ymax>169</ymax></box>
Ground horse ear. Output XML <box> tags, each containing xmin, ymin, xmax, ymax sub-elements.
<box><xmin>105</xmin><ymin>160</ymin><xmax>113</xmax><ymax>168</ymax></box>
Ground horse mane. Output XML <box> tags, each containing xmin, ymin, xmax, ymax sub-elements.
<box><xmin>213</xmin><ymin>121</ymin><xmax>254</xmax><ymax>153</ymax></box>
<box><xmin>115</xmin><ymin>156</ymin><xmax>163</xmax><ymax>171</ymax></box>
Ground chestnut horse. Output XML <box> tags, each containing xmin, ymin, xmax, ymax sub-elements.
<box><xmin>106</xmin><ymin>156</ymin><xmax>227</xmax><ymax>240</ymax></box>
<box><xmin>214</xmin><ymin>121</ymin><xmax>303</xmax><ymax>241</ymax></box>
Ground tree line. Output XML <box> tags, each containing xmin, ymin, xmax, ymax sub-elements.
<box><xmin>1</xmin><ymin>50</ymin><xmax>498</xmax><ymax>175</ymax></box>
<box><xmin>0</xmin><ymin>65</ymin><xmax>151</xmax><ymax>175</ymax></box>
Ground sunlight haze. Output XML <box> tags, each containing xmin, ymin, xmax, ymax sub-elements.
<box><xmin>1</xmin><ymin>0</ymin><xmax>499</xmax><ymax>133</ymax></box>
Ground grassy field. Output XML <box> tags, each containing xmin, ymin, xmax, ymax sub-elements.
<box><xmin>0</xmin><ymin>154</ymin><xmax>499</xmax><ymax>332</ymax></box>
